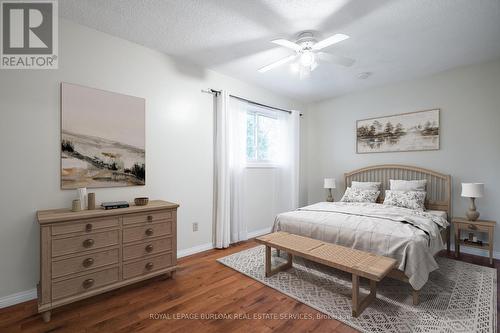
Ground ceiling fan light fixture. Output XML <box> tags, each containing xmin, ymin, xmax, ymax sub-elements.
<box><xmin>299</xmin><ymin>51</ymin><xmax>315</xmax><ymax>67</ymax></box>
<box><xmin>259</xmin><ymin>31</ymin><xmax>354</xmax><ymax>77</ymax></box>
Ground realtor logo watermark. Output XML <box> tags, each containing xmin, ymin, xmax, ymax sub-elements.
<box><xmin>1</xmin><ymin>0</ymin><xmax>58</xmax><ymax>69</ymax></box>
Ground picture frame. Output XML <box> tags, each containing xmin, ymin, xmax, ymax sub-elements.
<box><xmin>356</xmin><ymin>109</ymin><xmax>440</xmax><ymax>154</ymax></box>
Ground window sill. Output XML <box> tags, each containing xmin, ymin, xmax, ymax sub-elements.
<box><xmin>246</xmin><ymin>163</ymin><xmax>278</xmax><ymax>169</ymax></box>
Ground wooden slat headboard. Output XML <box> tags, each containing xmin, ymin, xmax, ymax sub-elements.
<box><xmin>344</xmin><ymin>164</ymin><xmax>452</xmax><ymax>220</ymax></box>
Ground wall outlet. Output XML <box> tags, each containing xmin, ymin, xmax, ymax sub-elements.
<box><xmin>192</xmin><ymin>222</ymin><xmax>198</xmax><ymax>232</ymax></box>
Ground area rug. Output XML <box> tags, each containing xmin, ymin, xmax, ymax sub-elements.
<box><xmin>217</xmin><ymin>246</ymin><xmax>496</xmax><ymax>333</ymax></box>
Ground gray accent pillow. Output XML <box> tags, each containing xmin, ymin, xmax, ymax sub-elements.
<box><xmin>390</xmin><ymin>179</ymin><xmax>427</xmax><ymax>191</ymax></box>
<box><xmin>351</xmin><ymin>181</ymin><xmax>381</xmax><ymax>191</ymax></box>
<box><xmin>383</xmin><ymin>190</ymin><xmax>426</xmax><ymax>210</ymax></box>
<box><xmin>340</xmin><ymin>187</ymin><xmax>380</xmax><ymax>203</ymax></box>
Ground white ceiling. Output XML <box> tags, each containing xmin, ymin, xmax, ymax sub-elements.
<box><xmin>60</xmin><ymin>0</ymin><xmax>500</xmax><ymax>102</ymax></box>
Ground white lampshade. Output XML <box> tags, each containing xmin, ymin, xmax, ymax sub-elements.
<box><xmin>461</xmin><ymin>183</ymin><xmax>484</xmax><ymax>198</ymax></box>
<box><xmin>324</xmin><ymin>178</ymin><xmax>336</xmax><ymax>189</ymax></box>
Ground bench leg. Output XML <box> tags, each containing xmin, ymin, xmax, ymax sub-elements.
<box><xmin>265</xmin><ymin>246</ymin><xmax>292</xmax><ymax>277</ymax></box>
<box><xmin>412</xmin><ymin>289</ymin><xmax>420</xmax><ymax>305</ymax></box>
<box><xmin>352</xmin><ymin>274</ymin><xmax>377</xmax><ymax>317</ymax></box>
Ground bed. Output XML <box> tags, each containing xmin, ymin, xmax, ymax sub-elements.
<box><xmin>273</xmin><ymin>164</ymin><xmax>451</xmax><ymax>304</ymax></box>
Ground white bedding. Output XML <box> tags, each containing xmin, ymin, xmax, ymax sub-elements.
<box><xmin>272</xmin><ymin>202</ymin><xmax>449</xmax><ymax>290</ymax></box>
<box><xmin>427</xmin><ymin>209</ymin><xmax>448</xmax><ymax>220</ymax></box>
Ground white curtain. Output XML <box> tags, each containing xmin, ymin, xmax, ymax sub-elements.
<box><xmin>214</xmin><ymin>92</ymin><xmax>247</xmax><ymax>248</ymax></box>
<box><xmin>273</xmin><ymin>110</ymin><xmax>300</xmax><ymax>214</ymax></box>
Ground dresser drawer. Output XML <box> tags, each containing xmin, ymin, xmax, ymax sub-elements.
<box><xmin>123</xmin><ymin>253</ymin><xmax>173</xmax><ymax>280</ymax></box>
<box><xmin>52</xmin><ymin>267</ymin><xmax>119</xmax><ymax>300</ymax></box>
<box><xmin>52</xmin><ymin>248</ymin><xmax>119</xmax><ymax>279</ymax></box>
<box><xmin>458</xmin><ymin>222</ymin><xmax>489</xmax><ymax>233</ymax></box>
<box><xmin>123</xmin><ymin>210</ymin><xmax>173</xmax><ymax>225</ymax></box>
<box><xmin>52</xmin><ymin>217</ymin><xmax>119</xmax><ymax>236</ymax></box>
<box><xmin>123</xmin><ymin>221</ymin><xmax>172</xmax><ymax>243</ymax></box>
<box><xmin>123</xmin><ymin>237</ymin><xmax>173</xmax><ymax>261</ymax></box>
<box><xmin>52</xmin><ymin>231</ymin><xmax>119</xmax><ymax>257</ymax></box>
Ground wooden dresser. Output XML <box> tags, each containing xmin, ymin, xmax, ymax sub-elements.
<box><xmin>36</xmin><ymin>200</ymin><xmax>178</xmax><ymax>322</ymax></box>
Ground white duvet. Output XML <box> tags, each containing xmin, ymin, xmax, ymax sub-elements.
<box><xmin>272</xmin><ymin>202</ymin><xmax>449</xmax><ymax>290</ymax></box>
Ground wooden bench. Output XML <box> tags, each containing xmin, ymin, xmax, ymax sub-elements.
<box><xmin>256</xmin><ymin>232</ymin><xmax>397</xmax><ymax>317</ymax></box>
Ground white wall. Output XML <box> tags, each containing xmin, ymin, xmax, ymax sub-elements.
<box><xmin>307</xmin><ymin>58</ymin><xmax>500</xmax><ymax>249</ymax></box>
<box><xmin>0</xmin><ymin>19</ymin><xmax>306</xmax><ymax>299</ymax></box>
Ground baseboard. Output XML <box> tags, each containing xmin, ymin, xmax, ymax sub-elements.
<box><xmin>0</xmin><ymin>288</ymin><xmax>37</xmax><ymax>309</ymax></box>
<box><xmin>247</xmin><ymin>227</ymin><xmax>272</xmax><ymax>239</ymax></box>
<box><xmin>177</xmin><ymin>242</ymin><xmax>214</xmax><ymax>258</ymax></box>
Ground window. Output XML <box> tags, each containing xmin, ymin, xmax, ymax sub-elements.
<box><xmin>246</xmin><ymin>109</ymin><xmax>278</xmax><ymax>165</ymax></box>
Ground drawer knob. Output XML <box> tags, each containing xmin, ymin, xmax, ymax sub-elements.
<box><xmin>145</xmin><ymin>228</ymin><xmax>154</xmax><ymax>236</ymax></box>
<box><xmin>145</xmin><ymin>262</ymin><xmax>154</xmax><ymax>271</ymax></box>
<box><xmin>145</xmin><ymin>244</ymin><xmax>154</xmax><ymax>253</ymax></box>
<box><xmin>147</xmin><ymin>215</ymin><xmax>153</xmax><ymax>222</ymax></box>
<box><xmin>82</xmin><ymin>278</ymin><xmax>95</xmax><ymax>289</ymax></box>
<box><xmin>82</xmin><ymin>238</ymin><xmax>95</xmax><ymax>248</ymax></box>
<box><xmin>469</xmin><ymin>224</ymin><xmax>478</xmax><ymax>230</ymax></box>
<box><xmin>82</xmin><ymin>258</ymin><xmax>94</xmax><ymax>268</ymax></box>
<box><xmin>85</xmin><ymin>223</ymin><xmax>93</xmax><ymax>232</ymax></box>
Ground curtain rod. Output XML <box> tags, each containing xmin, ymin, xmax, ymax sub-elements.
<box><xmin>201</xmin><ymin>88</ymin><xmax>302</xmax><ymax>116</ymax></box>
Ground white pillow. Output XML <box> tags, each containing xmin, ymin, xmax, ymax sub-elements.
<box><xmin>383</xmin><ymin>190</ymin><xmax>426</xmax><ymax>210</ymax></box>
<box><xmin>390</xmin><ymin>179</ymin><xmax>427</xmax><ymax>192</ymax></box>
<box><xmin>340</xmin><ymin>187</ymin><xmax>380</xmax><ymax>203</ymax></box>
<box><xmin>351</xmin><ymin>181</ymin><xmax>381</xmax><ymax>191</ymax></box>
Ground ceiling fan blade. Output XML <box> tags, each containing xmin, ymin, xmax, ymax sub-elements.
<box><xmin>258</xmin><ymin>55</ymin><xmax>297</xmax><ymax>73</ymax></box>
<box><xmin>271</xmin><ymin>39</ymin><xmax>302</xmax><ymax>51</ymax></box>
<box><xmin>312</xmin><ymin>33</ymin><xmax>349</xmax><ymax>51</ymax></box>
<box><xmin>318</xmin><ymin>52</ymin><xmax>355</xmax><ymax>67</ymax></box>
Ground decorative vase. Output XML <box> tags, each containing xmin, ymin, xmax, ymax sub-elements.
<box><xmin>72</xmin><ymin>199</ymin><xmax>81</xmax><ymax>212</ymax></box>
<box><xmin>88</xmin><ymin>193</ymin><xmax>96</xmax><ymax>210</ymax></box>
<box><xmin>77</xmin><ymin>188</ymin><xmax>87</xmax><ymax>210</ymax></box>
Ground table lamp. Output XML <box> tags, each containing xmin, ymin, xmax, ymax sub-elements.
<box><xmin>461</xmin><ymin>183</ymin><xmax>484</xmax><ymax>221</ymax></box>
<box><xmin>324</xmin><ymin>178</ymin><xmax>336</xmax><ymax>202</ymax></box>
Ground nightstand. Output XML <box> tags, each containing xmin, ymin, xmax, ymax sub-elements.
<box><xmin>452</xmin><ymin>217</ymin><xmax>496</xmax><ymax>265</ymax></box>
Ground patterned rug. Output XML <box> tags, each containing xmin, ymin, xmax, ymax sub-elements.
<box><xmin>217</xmin><ymin>245</ymin><xmax>497</xmax><ymax>333</ymax></box>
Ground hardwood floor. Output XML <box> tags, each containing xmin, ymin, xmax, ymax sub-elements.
<box><xmin>0</xmin><ymin>240</ymin><xmax>497</xmax><ymax>333</ymax></box>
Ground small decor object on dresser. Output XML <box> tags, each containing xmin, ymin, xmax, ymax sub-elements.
<box><xmin>76</xmin><ymin>187</ymin><xmax>87</xmax><ymax>210</ymax></box>
<box><xmin>88</xmin><ymin>193</ymin><xmax>96</xmax><ymax>210</ymax></box>
<box><xmin>61</xmin><ymin>83</ymin><xmax>146</xmax><ymax>189</ymax></box>
<box><xmin>134</xmin><ymin>197</ymin><xmax>149</xmax><ymax>206</ymax></box>
<box><xmin>461</xmin><ymin>183</ymin><xmax>484</xmax><ymax>221</ymax></box>
<box><xmin>71</xmin><ymin>199</ymin><xmax>81</xmax><ymax>212</ymax></box>
<box><xmin>356</xmin><ymin>109</ymin><xmax>440</xmax><ymax>153</ymax></box>
<box><xmin>36</xmin><ymin>200</ymin><xmax>178</xmax><ymax>322</ymax></box>
<box><xmin>101</xmin><ymin>201</ymin><xmax>130</xmax><ymax>210</ymax></box>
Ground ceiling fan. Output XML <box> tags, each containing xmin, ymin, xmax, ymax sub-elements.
<box><xmin>258</xmin><ymin>31</ymin><xmax>355</xmax><ymax>79</ymax></box>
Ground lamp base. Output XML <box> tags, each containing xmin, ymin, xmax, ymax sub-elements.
<box><xmin>466</xmin><ymin>197</ymin><xmax>480</xmax><ymax>221</ymax></box>
<box><xmin>466</xmin><ymin>210</ymin><xmax>480</xmax><ymax>221</ymax></box>
<box><xmin>326</xmin><ymin>188</ymin><xmax>334</xmax><ymax>202</ymax></box>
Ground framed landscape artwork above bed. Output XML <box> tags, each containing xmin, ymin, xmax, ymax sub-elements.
<box><xmin>61</xmin><ymin>83</ymin><xmax>146</xmax><ymax>189</ymax></box>
<box><xmin>356</xmin><ymin>109</ymin><xmax>440</xmax><ymax>153</ymax></box>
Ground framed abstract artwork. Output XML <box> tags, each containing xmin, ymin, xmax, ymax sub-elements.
<box><xmin>356</xmin><ymin>109</ymin><xmax>440</xmax><ymax>154</ymax></box>
<box><xmin>61</xmin><ymin>83</ymin><xmax>145</xmax><ymax>189</ymax></box>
